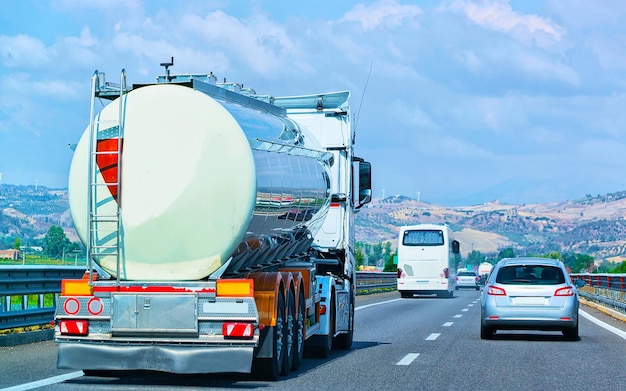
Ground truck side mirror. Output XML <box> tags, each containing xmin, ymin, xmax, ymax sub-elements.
<box><xmin>353</xmin><ymin>158</ymin><xmax>372</xmax><ymax>209</ymax></box>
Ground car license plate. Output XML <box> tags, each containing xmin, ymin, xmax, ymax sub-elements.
<box><xmin>513</xmin><ymin>297</ymin><xmax>546</xmax><ymax>305</ymax></box>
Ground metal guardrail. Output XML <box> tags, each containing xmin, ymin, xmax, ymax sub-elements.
<box><xmin>355</xmin><ymin>271</ymin><xmax>396</xmax><ymax>290</ymax></box>
<box><xmin>0</xmin><ymin>266</ymin><xmax>86</xmax><ymax>331</ymax></box>
<box><xmin>570</xmin><ymin>273</ymin><xmax>626</xmax><ymax>315</ymax></box>
<box><xmin>570</xmin><ymin>273</ymin><xmax>626</xmax><ymax>291</ymax></box>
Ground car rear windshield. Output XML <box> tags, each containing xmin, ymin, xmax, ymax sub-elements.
<box><xmin>458</xmin><ymin>271</ymin><xmax>476</xmax><ymax>277</ymax></box>
<box><xmin>495</xmin><ymin>265</ymin><xmax>565</xmax><ymax>285</ymax></box>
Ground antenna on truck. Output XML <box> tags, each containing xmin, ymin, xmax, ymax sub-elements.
<box><xmin>353</xmin><ymin>59</ymin><xmax>373</xmax><ymax>144</ymax></box>
<box><xmin>160</xmin><ymin>56</ymin><xmax>174</xmax><ymax>82</ymax></box>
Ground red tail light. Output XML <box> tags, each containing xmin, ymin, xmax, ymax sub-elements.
<box><xmin>320</xmin><ymin>304</ymin><xmax>327</xmax><ymax>315</ymax></box>
<box><xmin>443</xmin><ymin>268</ymin><xmax>449</xmax><ymax>278</ymax></box>
<box><xmin>222</xmin><ymin>322</ymin><xmax>254</xmax><ymax>339</ymax></box>
<box><xmin>59</xmin><ymin>320</ymin><xmax>89</xmax><ymax>336</ymax></box>
<box><xmin>486</xmin><ymin>285</ymin><xmax>506</xmax><ymax>296</ymax></box>
<box><xmin>554</xmin><ymin>286</ymin><xmax>575</xmax><ymax>296</ymax></box>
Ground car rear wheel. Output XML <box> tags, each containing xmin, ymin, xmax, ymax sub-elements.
<box><xmin>563</xmin><ymin>322</ymin><xmax>579</xmax><ymax>341</ymax></box>
<box><xmin>480</xmin><ymin>323</ymin><xmax>495</xmax><ymax>340</ymax></box>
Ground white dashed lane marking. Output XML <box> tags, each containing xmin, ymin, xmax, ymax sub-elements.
<box><xmin>443</xmin><ymin>322</ymin><xmax>453</xmax><ymax>327</ymax></box>
<box><xmin>425</xmin><ymin>333</ymin><xmax>440</xmax><ymax>340</ymax></box>
<box><xmin>396</xmin><ymin>353</ymin><xmax>420</xmax><ymax>366</ymax></box>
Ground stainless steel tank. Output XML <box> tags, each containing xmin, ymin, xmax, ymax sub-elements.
<box><xmin>69</xmin><ymin>82</ymin><xmax>331</xmax><ymax>280</ymax></box>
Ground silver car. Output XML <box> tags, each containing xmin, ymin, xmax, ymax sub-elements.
<box><xmin>480</xmin><ymin>258</ymin><xmax>584</xmax><ymax>341</ymax></box>
<box><xmin>456</xmin><ymin>270</ymin><xmax>480</xmax><ymax>290</ymax></box>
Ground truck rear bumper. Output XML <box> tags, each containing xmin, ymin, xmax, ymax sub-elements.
<box><xmin>57</xmin><ymin>342</ymin><xmax>254</xmax><ymax>374</ymax></box>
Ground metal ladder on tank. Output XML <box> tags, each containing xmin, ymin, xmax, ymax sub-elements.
<box><xmin>86</xmin><ymin>69</ymin><xmax>127</xmax><ymax>284</ymax></box>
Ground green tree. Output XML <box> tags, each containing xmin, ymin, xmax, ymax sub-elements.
<box><xmin>383</xmin><ymin>253</ymin><xmax>397</xmax><ymax>272</ymax></box>
<box><xmin>466</xmin><ymin>250</ymin><xmax>485</xmax><ymax>266</ymax></box>
<box><xmin>497</xmin><ymin>247</ymin><xmax>515</xmax><ymax>260</ymax></box>
<box><xmin>355</xmin><ymin>247</ymin><xmax>365</xmax><ymax>269</ymax></box>
<box><xmin>13</xmin><ymin>237</ymin><xmax>21</xmax><ymax>250</ymax></box>
<box><xmin>562</xmin><ymin>253</ymin><xmax>594</xmax><ymax>273</ymax></box>
<box><xmin>44</xmin><ymin>225</ymin><xmax>70</xmax><ymax>258</ymax></box>
<box><xmin>610</xmin><ymin>261</ymin><xmax>626</xmax><ymax>273</ymax></box>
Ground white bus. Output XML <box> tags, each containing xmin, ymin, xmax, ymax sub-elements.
<box><xmin>396</xmin><ymin>223</ymin><xmax>460</xmax><ymax>298</ymax></box>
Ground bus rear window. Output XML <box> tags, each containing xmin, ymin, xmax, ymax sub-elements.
<box><xmin>403</xmin><ymin>230</ymin><xmax>444</xmax><ymax>246</ymax></box>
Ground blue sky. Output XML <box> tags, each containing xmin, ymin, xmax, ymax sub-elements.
<box><xmin>2</xmin><ymin>0</ymin><xmax>626</xmax><ymax>206</ymax></box>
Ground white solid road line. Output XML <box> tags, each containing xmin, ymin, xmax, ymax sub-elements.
<box><xmin>355</xmin><ymin>298</ymin><xmax>403</xmax><ymax>311</ymax></box>
<box><xmin>0</xmin><ymin>371</ymin><xmax>83</xmax><ymax>391</ymax></box>
<box><xmin>580</xmin><ymin>309</ymin><xmax>626</xmax><ymax>340</ymax></box>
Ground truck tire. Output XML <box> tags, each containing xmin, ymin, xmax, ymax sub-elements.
<box><xmin>282</xmin><ymin>290</ymin><xmax>296</xmax><ymax>375</ymax></box>
<box><xmin>306</xmin><ymin>290</ymin><xmax>334</xmax><ymax>358</ymax></box>
<box><xmin>319</xmin><ymin>291</ymin><xmax>335</xmax><ymax>358</ymax></box>
<box><xmin>253</xmin><ymin>290</ymin><xmax>286</xmax><ymax>380</ymax></box>
<box><xmin>291</xmin><ymin>288</ymin><xmax>305</xmax><ymax>371</ymax></box>
<box><xmin>334</xmin><ymin>292</ymin><xmax>354</xmax><ymax>350</ymax></box>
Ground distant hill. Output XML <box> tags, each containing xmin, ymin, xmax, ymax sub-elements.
<box><xmin>0</xmin><ymin>185</ymin><xmax>76</xmax><ymax>244</ymax></box>
<box><xmin>355</xmin><ymin>192</ymin><xmax>626</xmax><ymax>264</ymax></box>
<box><xmin>3</xmin><ymin>184</ymin><xmax>626</xmax><ymax>264</ymax></box>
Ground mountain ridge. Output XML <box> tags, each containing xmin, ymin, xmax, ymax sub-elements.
<box><xmin>355</xmin><ymin>192</ymin><xmax>626</xmax><ymax>264</ymax></box>
<box><xmin>2</xmin><ymin>184</ymin><xmax>626</xmax><ymax>264</ymax></box>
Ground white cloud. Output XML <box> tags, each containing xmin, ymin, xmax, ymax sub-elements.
<box><xmin>0</xmin><ymin>35</ymin><xmax>50</xmax><ymax>68</ymax></box>
<box><xmin>449</xmin><ymin>0</ymin><xmax>565</xmax><ymax>50</ymax></box>
<box><xmin>340</xmin><ymin>0</ymin><xmax>422</xmax><ymax>31</ymax></box>
<box><xmin>176</xmin><ymin>11</ymin><xmax>300</xmax><ymax>76</ymax></box>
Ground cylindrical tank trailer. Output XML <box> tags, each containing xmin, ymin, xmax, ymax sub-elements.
<box><xmin>69</xmin><ymin>83</ymin><xmax>332</xmax><ymax>280</ymax></box>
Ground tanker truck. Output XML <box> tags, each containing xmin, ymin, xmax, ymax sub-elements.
<box><xmin>54</xmin><ymin>62</ymin><xmax>372</xmax><ymax>380</ymax></box>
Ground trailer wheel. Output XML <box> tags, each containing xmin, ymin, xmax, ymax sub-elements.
<box><xmin>282</xmin><ymin>289</ymin><xmax>296</xmax><ymax>375</ymax></box>
<box><xmin>291</xmin><ymin>288</ymin><xmax>305</xmax><ymax>371</ymax></box>
<box><xmin>253</xmin><ymin>290</ymin><xmax>286</xmax><ymax>380</ymax></box>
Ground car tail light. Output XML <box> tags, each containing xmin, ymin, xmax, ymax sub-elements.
<box><xmin>222</xmin><ymin>322</ymin><xmax>254</xmax><ymax>339</ymax></box>
<box><xmin>320</xmin><ymin>304</ymin><xmax>327</xmax><ymax>315</ymax></box>
<box><xmin>486</xmin><ymin>285</ymin><xmax>506</xmax><ymax>296</ymax></box>
<box><xmin>554</xmin><ymin>286</ymin><xmax>575</xmax><ymax>296</ymax></box>
<box><xmin>59</xmin><ymin>320</ymin><xmax>89</xmax><ymax>336</ymax></box>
